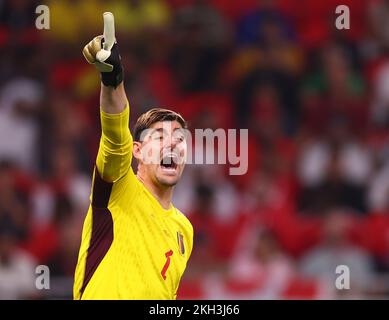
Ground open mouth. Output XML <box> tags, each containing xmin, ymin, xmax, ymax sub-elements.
<box><xmin>160</xmin><ymin>154</ymin><xmax>179</xmax><ymax>172</ymax></box>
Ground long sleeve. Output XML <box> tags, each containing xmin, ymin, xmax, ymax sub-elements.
<box><xmin>96</xmin><ymin>102</ymin><xmax>132</xmax><ymax>183</ymax></box>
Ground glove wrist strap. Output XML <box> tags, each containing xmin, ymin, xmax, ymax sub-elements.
<box><xmin>101</xmin><ymin>66</ymin><xmax>123</xmax><ymax>88</ymax></box>
<box><xmin>100</xmin><ymin>41</ymin><xmax>123</xmax><ymax>88</ymax></box>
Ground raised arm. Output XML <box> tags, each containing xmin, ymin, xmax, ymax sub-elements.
<box><xmin>83</xmin><ymin>12</ymin><xmax>126</xmax><ymax>113</ymax></box>
<box><xmin>100</xmin><ymin>83</ymin><xmax>127</xmax><ymax>114</ymax></box>
<box><xmin>82</xmin><ymin>12</ymin><xmax>132</xmax><ymax>183</ymax></box>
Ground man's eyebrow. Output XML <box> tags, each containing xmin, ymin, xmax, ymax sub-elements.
<box><xmin>148</xmin><ymin>127</ymin><xmax>185</xmax><ymax>136</ymax></box>
<box><xmin>149</xmin><ymin>128</ymin><xmax>165</xmax><ymax>134</ymax></box>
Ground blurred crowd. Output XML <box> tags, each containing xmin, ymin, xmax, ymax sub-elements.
<box><xmin>0</xmin><ymin>0</ymin><xmax>389</xmax><ymax>299</ymax></box>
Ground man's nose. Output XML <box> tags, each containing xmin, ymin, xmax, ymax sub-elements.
<box><xmin>164</xmin><ymin>134</ymin><xmax>177</xmax><ymax>148</ymax></box>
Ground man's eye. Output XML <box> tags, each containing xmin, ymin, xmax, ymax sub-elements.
<box><xmin>174</xmin><ymin>134</ymin><xmax>185</xmax><ymax>142</ymax></box>
<box><xmin>152</xmin><ymin>135</ymin><xmax>163</xmax><ymax>140</ymax></box>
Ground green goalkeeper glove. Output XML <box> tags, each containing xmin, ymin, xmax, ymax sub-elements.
<box><xmin>82</xmin><ymin>12</ymin><xmax>123</xmax><ymax>88</ymax></box>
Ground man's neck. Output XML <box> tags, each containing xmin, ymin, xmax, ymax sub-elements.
<box><xmin>136</xmin><ymin>173</ymin><xmax>173</xmax><ymax>210</ymax></box>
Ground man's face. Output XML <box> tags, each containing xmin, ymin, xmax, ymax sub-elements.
<box><xmin>136</xmin><ymin>120</ymin><xmax>187</xmax><ymax>187</ymax></box>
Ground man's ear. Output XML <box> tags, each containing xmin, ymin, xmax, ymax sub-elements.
<box><xmin>133</xmin><ymin>141</ymin><xmax>143</xmax><ymax>162</ymax></box>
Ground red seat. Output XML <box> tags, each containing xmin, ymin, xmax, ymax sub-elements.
<box><xmin>281</xmin><ymin>276</ymin><xmax>320</xmax><ymax>299</ymax></box>
<box><xmin>360</xmin><ymin>213</ymin><xmax>389</xmax><ymax>257</ymax></box>
<box><xmin>177</xmin><ymin>278</ymin><xmax>206</xmax><ymax>300</ymax></box>
<box><xmin>223</xmin><ymin>277</ymin><xmax>265</xmax><ymax>296</ymax></box>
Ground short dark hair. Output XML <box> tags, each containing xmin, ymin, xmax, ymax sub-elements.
<box><xmin>133</xmin><ymin>108</ymin><xmax>187</xmax><ymax>142</ymax></box>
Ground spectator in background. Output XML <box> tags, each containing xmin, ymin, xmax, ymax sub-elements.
<box><xmin>233</xmin><ymin>7</ymin><xmax>301</xmax><ymax>131</ymax></box>
<box><xmin>0</xmin><ymin>0</ymin><xmax>37</xmax><ymax>32</ymax></box>
<box><xmin>186</xmin><ymin>175</ymin><xmax>240</xmax><ymax>276</ymax></box>
<box><xmin>239</xmin><ymin>82</ymin><xmax>297</xmax><ymax>215</ymax></box>
<box><xmin>0</xmin><ymin>76</ymin><xmax>43</xmax><ymax>173</ymax></box>
<box><xmin>236</xmin><ymin>0</ymin><xmax>294</xmax><ymax>46</ymax></box>
<box><xmin>46</xmin><ymin>196</ymin><xmax>81</xmax><ymax>279</ymax></box>
<box><xmin>171</xmin><ymin>0</ymin><xmax>231</xmax><ymax>92</ymax></box>
<box><xmin>225</xmin><ymin>227</ymin><xmax>295</xmax><ymax>299</ymax></box>
<box><xmin>47</xmin><ymin>144</ymin><xmax>91</xmax><ymax>216</ymax></box>
<box><xmin>240</xmin><ymin>12</ymin><xmax>302</xmax><ymax>76</ymax></box>
<box><xmin>300</xmin><ymin>210</ymin><xmax>374</xmax><ymax>298</ymax></box>
<box><xmin>0</xmin><ymin>161</ymin><xmax>29</xmax><ymax>240</ymax></box>
<box><xmin>42</xmin><ymin>93</ymin><xmax>92</xmax><ymax>176</ymax></box>
<box><xmin>301</xmin><ymin>43</ymin><xmax>367</xmax><ymax>135</ymax></box>
<box><xmin>368</xmin><ymin>162</ymin><xmax>389</xmax><ymax>212</ymax></box>
<box><xmin>297</xmin><ymin>42</ymin><xmax>371</xmax><ymax>214</ymax></box>
<box><xmin>174</xmin><ymin>164</ymin><xmax>240</xmax><ymax>222</ymax></box>
<box><xmin>249</xmin><ymin>82</ymin><xmax>296</xmax><ymax>154</ymax></box>
<box><xmin>369</xmin><ymin>62</ymin><xmax>389</xmax><ymax>127</ymax></box>
<box><xmin>174</xmin><ymin>0</ymin><xmax>231</xmax><ymax>47</ymax></box>
<box><xmin>184</xmin><ymin>183</ymin><xmax>222</xmax><ymax>276</ymax></box>
<box><xmin>0</xmin><ymin>221</ymin><xmax>37</xmax><ymax>299</ymax></box>
<box><xmin>365</xmin><ymin>0</ymin><xmax>389</xmax><ymax>55</ymax></box>
<box><xmin>298</xmin><ymin>117</ymin><xmax>372</xmax><ymax>214</ymax></box>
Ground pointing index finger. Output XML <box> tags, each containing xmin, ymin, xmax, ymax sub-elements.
<box><xmin>103</xmin><ymin>12</ymin><xmax>115</xmax><ymax>50</ymax></box>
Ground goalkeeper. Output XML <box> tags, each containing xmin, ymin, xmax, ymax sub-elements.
<box><xmin>73</xmin><ymin>12</ymin><xmax>193</xmax><ymax>300</ymax></box>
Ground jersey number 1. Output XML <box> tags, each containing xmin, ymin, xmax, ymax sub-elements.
<box><xmin>161</xmin><ymin>249</ymin><xmax>173</xmax><ymax>280</ymax></box>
